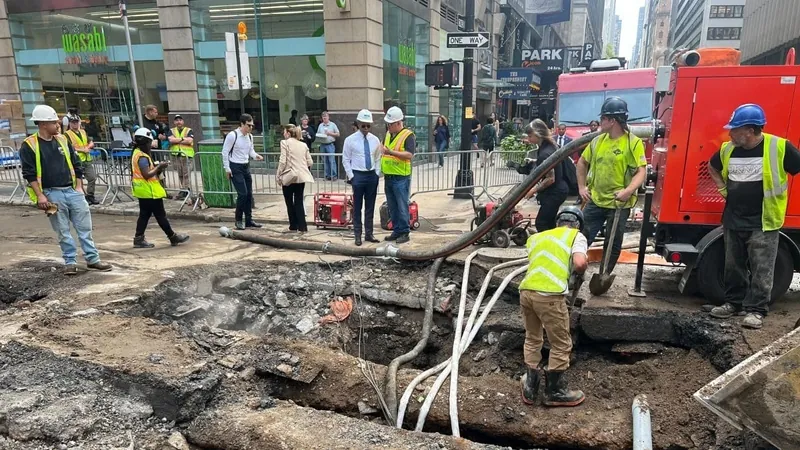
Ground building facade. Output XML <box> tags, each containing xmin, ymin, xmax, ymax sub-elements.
<box><xmin>601</xmin><ymin>0</ymin><xmax>617</xmax><ymax>52</ymax></box>
<box><xmin>740</xmin><ymin>0</ymin><xmax>799</xmax><ymax>64</ymax></box>
<box><xmin>670</xmin><ymin>0</ymin><xmax>704</xmax><ymax>51</ymax></box>
<box><xmin>613</xmin><ymin>15</ymin><xmax>621</xmax><ymax>56</ymax></box>
<box><xmin>632</xmin><ymin>6</ymin><xmax>645</xmax><ymax>67</ymax></box>
<box><xmin>699</xmin><ymin>1</ymin><xmax>745</xmax><ymax>49</ymax></box>
<box><xmin>641</xmin><ymin>0</ymin><xmax>672</xmax><ymax>67</ymax></box>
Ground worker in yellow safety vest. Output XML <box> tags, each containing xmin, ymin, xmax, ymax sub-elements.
<box><xmin>707</xmin><ymin>104</ymin><xmax>800</xmax><ymax>330</ymax></box>
<box><xmin>64</xmin><ymin>115</ymin><xmax>98</xmax><ymax>205</ymax></box>
<box><xmin>519</xmin><ymin>206</ymin><xmax>588</xmax><ymax>407</ymax></box>
<box><xmin>19</xmin><ymin>104</ymin><xmax>112</xmax><ymax>275</ymax></box>
<box><xmin>167</xmin><ymin>115</ymin><xmax>194</xmax><ymax>200</ymax></box>
<box><xmin>131</xmin><ymin>127</ymin><xmax>190</xmax><ymax>249</ymax></box>
<box><xmin>380</xmin><ymin>106</ymin><xmax>415</xmax><ymax>244</ymax></box>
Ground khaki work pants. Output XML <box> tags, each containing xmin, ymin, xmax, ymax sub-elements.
<box><xmin>520</xmin><ymin>290</ymin><xmax>573</xmax><ymax>371</ymax></box>
<box><xmin>171</xmin><ymin>155</ymin><xmax>192</xmax><ymax>192</ymax></box>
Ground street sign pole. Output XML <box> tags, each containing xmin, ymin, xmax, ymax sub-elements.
<box><xmin>235</xmin><ymin>33</ymin><xmax>245</xmax><ymax>115</ymax></box>
<box><xmin>453</xmin><ymin>0</ymin><xmax>476</xmax><ymax>199</ymax></box>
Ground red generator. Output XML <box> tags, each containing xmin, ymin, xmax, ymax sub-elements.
<box><xmin>314</xmin><ymin>193</ymin><xmax>353</xmax><ymax>229</ymax></box>
<box><xmin>379</xmin><ymin>201</ymin><xmax>421</xmax><ymax>231</ymax></box>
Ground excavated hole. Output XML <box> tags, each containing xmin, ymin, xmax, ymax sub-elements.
<box><xmin>123</xmin><ymin>260</ymin><xmax>750</xmax><ymax>450</ymax></box>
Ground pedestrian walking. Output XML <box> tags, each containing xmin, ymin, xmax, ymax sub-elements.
<box><xmin>130</xmin><ymin>128</ymin><xmax>190</xmax><ymax>248</ymax></box>
<box><xmin>524</xmin><ymin>120</ymin><xmax>569</xmax><ymax>231</ymax></box>
<box><xmin>381</xmin><ymin>106</ymin><xmax>415</xmax><ymax>244</ymax></box>
<box><xmin>707</xmin><ymin>104</ymin><xmax>800</xmax><ymax>329</ymax></box>
<box><xmin>519</xmin><ymin>207</ymin><xmax>588</xmax><ymax>407</ymax></box>
<box><xmin>167</xmin><ymin>115</ymin><xmax>194</xmax><ymax>199</ymax></box>
<box><xmin>20</xmin><ymin>105</ymin><xmax>112</xmax><ymax>275</ymax></box>
<box><xmin>480</xmin><ymin>116</ymin><xmax>496</xmax><ymax>168</ymax></box>
<box><xmin>576</xmin><ymin>97</ymin><xmax>647</xmax><ymax>274</ymax></box>
<box><xmin>64</xmin><ymin>115</ymin><xmax>98</xmax><ymax>205</ymax></box>
<box><xmin>222</xmin><ymin>114</ymin><xmax>264</xmax><ymax>231</ymax></box>
<box><xmin>316</xmin><ymin>111</ymin><xmax>340</xmax><ymax>180</ymax></box>
<box><xmin>433</xmin><ymin>115</ymin><xmax>450</xmax><ymax>167</ymax></box>
<box><xmin>277</xmin><ymin>125</ymin><xmax>314</xmax><ymax>233</ymax></box>
<box><xmin>470</xmin><ymin>113</ymin><xmax>482</xmax><ymax>151</ymax></box>
<box><xmin>299</xmin><ymin>114</ymin><xmax>316</xmax><ymax>150</ymax></box>
<box><xmin>343</xmin><ymin>109</ymin><xmax>382</xmax><ymax>246</ymax></box>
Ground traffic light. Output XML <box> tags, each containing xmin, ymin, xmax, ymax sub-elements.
<box><xmin>425</xmin><ymin>61</ymin><xmax>460</xmax><ymax>88</ymax></box>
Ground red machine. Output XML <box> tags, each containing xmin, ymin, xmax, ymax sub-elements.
<box><xmin>314</xmin><ymin>193</ymin><xmax>353</xmax><ymax>229</ymax></box>
<box><xmin>643</xmin><ymin>49</ymin><xmax>800</xmax><ymax>304</ymax></box>
<box><xmin>379</xmin><ymin>201</ymin><xmax>421</xmax><ymax>231</ymax></box>
<box><xmin>470</xmin><ymin>196</ymin><xmax>531</xmax><ymax>248</ymax></box>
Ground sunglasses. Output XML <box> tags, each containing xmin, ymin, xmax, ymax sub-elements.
<box><xmin>360</xmin><ymin>124</ymin><xmax>371</xmax><ymax>129</ymax></box>
<box><xmin>245</xmin><ymin>123</ymin><xmax>254</xmax><ymax>128</ymax></box>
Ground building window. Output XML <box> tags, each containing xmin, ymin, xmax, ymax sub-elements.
<box><xmin>707</xmin><ymin>27</ymin><xmax>742</xmax><ymax>40</ymax></box>
<box><xmin>710</xmin><ymin>5</ymin><xmax>744</xmax><ymax>18</ymax></box>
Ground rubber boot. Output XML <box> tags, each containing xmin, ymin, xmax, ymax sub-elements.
<box><xmin>133</xmin><ymin>235</ymin><xmax>155</xmax><ymax>249</ymax></box>
<box><xmin>520</xmin><ymin>366</ymin><xmax>541</xmax><ymax>405</ymax></box>
<box><xmin>543</xmin><ymin>369</ymin><xmax>585</xmax><ymax>407</ymax></box>
<box><xmin>169</xmin><ymin>233</ymin><xmax>190</xmax><ymax>246</ymax></box>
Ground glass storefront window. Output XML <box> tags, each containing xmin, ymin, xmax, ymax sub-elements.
<box><xmin>191</xmin><ymin>0</ymin><xmax>324</xmax><ymax>41</ymax></box>
<box><xmin>383</xmin><ymin>3</ymin><xmax>430</xmax><ymax>152</ymax></box>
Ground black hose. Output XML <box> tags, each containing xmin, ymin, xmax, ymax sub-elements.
<box><xmin>383</xmin><ymin>257</ymin><xmax>445</xmax><ymax>425</ymax></box>
<box><xmin>219</xmin><ymin>131</ymin><xmax>602</xmax><ymax>259</ymax></box>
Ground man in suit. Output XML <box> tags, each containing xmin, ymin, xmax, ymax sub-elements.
<box><xmin>555</xmin><ymin>124</ymin><xmax>572</xmax><ymax>148</ymax></box>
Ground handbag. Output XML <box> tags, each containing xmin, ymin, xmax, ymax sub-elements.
<box><xmin>278</xmin><ymin>140</ymin><xmax>299</xmax><ymax>186</ymax></box>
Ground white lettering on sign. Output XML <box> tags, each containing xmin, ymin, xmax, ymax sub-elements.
<box><xmin>522</xmin><ymin>48</ymin><xmax>563</xmax><ymax>61</ymax></box>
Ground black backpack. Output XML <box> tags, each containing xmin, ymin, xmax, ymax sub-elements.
<box><xmin>561</xmin><ymin>157</ymin><xmax>579</xmax><ymax>196</ymax></box>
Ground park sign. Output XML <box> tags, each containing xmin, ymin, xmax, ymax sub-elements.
<box><xmin>62</xmin><ymin>24</ymin><xmax>107</xmax><ymax>54</ymax></box>
<box><xmin>521</xmin><ymin>47</ymin><xmax>565</xmax><ymax>72</ymax></box>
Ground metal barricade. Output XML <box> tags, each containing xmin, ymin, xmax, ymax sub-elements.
<box><xmin>151</xmin><ymin>149</ymin><xmax>194</xmax><ymax>210</ymax></box>
<box><xmin>0</xmin><ymin>146</ymin><xmax>23</xmax><ymax>201</ymax></box>
<box><xmin>409</xmin><ymin>149</ymin><xmax>485</xmax><ymax>198</ymax></box>
<box><xmin>483</xmin><ymin>149</ymin><xmax>535</xmax><ymax>191</ymax></box>
<box><xmin>84</xmin><ymin>148</ymin><xmax>113</xmax><ymax>204</ymax></box>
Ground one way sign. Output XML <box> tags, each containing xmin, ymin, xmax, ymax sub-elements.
<box><xmin>447</xmin><ymin>32</ymin><xmax>490</xmax><ymax>49</ymax></box>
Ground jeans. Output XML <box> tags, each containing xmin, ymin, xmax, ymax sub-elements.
<box><xmin>82</xmin><ymin>162</ymin><xmax>97</xmax><ymax>197</ymax></box>
<box><xmin>384</xmin><ymin>175</ymin><xmax>411</xmax><ymax>235</ymax></box>
<box><xmin>582</xmin><ymin>202</ymin><xmax>631</xmax><ymax>273</ymax></box>
<box><xmin>724</xmin><ymin>228</ymin><xmax>779</xmax><ymax>316</ymax></box>
<box><xmin>136</xmin><ymin>198</ymin><xmax>174</xmax><ymax>238</ymax></box>
<box><xmin>230</xmin><ymin>162</ymin><xmax>253</xmax><ymax>223</ymax></box>
<box><xmin>282</xmin><ymin>183</ymin><xmax>307</xmax><ymax>232</ymax></box>
<box><xmin>535</xmin><ymin>192</ymin><xmax>568</xmax><ymax>232</ymax></box>
<box><xmin>435</xmin><ymin>140</ymin><xmax>447</xmax><ymax>166</ymax></box>
<box><xmin>44</xmin><ymin>187</ymin><xmax>100</xmax><ymax>266</ymax></box>
<box><xmin>352</xmin><ymin>170</ymin><xmax>379</xmax><ymax>237</ymax></box>
<box><xmin>321</xmin><ymin>143</ymin><xmax>337</xmax><ymax>179</ymax></box>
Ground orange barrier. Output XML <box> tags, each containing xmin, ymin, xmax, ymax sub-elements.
<box><xmin>587</xmin><ymin>248</ymin><xmax>672</xmax><ymax>266</ymax></box>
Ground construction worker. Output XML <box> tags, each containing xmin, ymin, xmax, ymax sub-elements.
<box><xmin>130</xmin><ymin>128</ymin><xmax>189</xmax><ymax>248</ymax></box>
<box><xmin>576</xmin><ymin>96</ymin><xmax>647</xmax><ymax>273</ymax></box>
<box><xmin>381</xmin><ymin>106</ymin><xmax>415</xmax><ymax>244</ymax></box>
<box><xmin>64</xmin><ymin>115</ymin><xmax>98</xmax><ymax>205</ymax></box>
<box><xmin>19</xmin><ymin>105</ymin><xmax>112</xmax><ymax>275</ymax></box>
<box><xmin>343</xmin><ymin>109</ymin><xmax>382</xmax><ymax>246</ymax></box>
<box><xmin>167</xmin><ymin>115</ymin><xmax>194</xmax><ymax>199</ymax></box>
<box><xmin>519</xmin><ymin>207</ymin><xmax>588</xmax><ymax>407</ymax></box>
<box><xmin>708</xmin><ymin>104</ymin><xmax>800</xmax><ymax>329</ymax></box>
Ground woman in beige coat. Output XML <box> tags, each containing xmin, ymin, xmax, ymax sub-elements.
<box><xmin>277</xmin><ymin>125</ymin><xmax>314</xmax><ymax>232</ymax></box>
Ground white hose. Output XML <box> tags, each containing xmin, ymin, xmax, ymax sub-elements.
<box><xmin>395</xmin><ymin>257</ymin><xmax>528</xmax><ymax>428</ymax></box>
<box><xmin>412</xmin><ymin>263</ymin><xmax>529</xmax><ymax>432</ymax></box>
<box><xmin>447</xmin><ymin>250</ymin><xmax>478</xmax><ymax>437</ymax></box>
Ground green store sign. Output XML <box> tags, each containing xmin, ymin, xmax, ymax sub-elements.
<box><xmin>399</xmin><ymin>42</ymin><xmax>416</xmax><ymax>67</ymax></box>
<box><xmin>62</xmin><ymin>25</ymin><xmax>107</xmax><ymax>53</ymax></box>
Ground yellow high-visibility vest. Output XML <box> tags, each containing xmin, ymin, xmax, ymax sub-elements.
<box><xmin>170</xmin><ymin>127</ymin><xmax>194</xmax><ymax>158</ymax></box>
<box><xmin>65</xmin><ymin>129</ymin><xmax>91</xmax><ymax>162</ymax></box>
<box><xmin>24</xmin><ymin>133</ymin><xmax>75</xmax><ymax>203</ymax></box>
<box><xmin>720</xmin><ymin>133</ymin><xmax>789</xmax><ymax>231</ymax></box>
<box><xmin>131</xmin><ymin>149</ymin><xmax>167</xmax><ymax>199</ymax></box>
<box><xmin>519</xmin><ymin>226</ymin><xmax>579</xmax><ymax>294</ymax></box>
<box><xmin>381</xmin><ymin>128</ymin><xmax>413</xmax><ymax>176</ymax></box>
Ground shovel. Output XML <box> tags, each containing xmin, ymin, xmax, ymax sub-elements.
<box><xmin>589</xmin><ymin>206</ymin><xmax>622</xmax><ymax>296</ymax></box>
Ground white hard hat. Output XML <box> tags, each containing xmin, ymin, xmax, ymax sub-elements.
<box><xmin>356</xmin><ymin>109</ymin><xmax>373</xmax><ymax>123</ymax></box>
<box><xmin>29</xmin><ymin>105</ymin><xmax>59</xmax><ymax>122</ymax></box>
<box><xmin>134</xmin><ymin>127</ymin><xmax>155</xmax><ymax>141</ymax></box>
<box><xmin>384</xmin><ymin>106</ymin><xmax>404</xmax><ymax>124</ymax></box>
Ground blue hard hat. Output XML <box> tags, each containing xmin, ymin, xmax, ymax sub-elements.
<box><xmin>724</xmin><ymin>104</ymin><xmax>767</xmax><ymax>129</ymax></box>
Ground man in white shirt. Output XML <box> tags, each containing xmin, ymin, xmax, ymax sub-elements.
<box><xmin>222</xmin><ymin>114</ymin><xmax>264</xmax><ymax>230</ymax></box>
<box><xmin>343</xmin><ymin>109</ymin><xmax>382</xmax><ymax>246</ymax></box>
<box><xmin>316</xmin><ymin>111</ymin><xmax>340</xmax><ymax>180</ymax></box>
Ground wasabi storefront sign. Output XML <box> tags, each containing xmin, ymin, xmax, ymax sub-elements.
<box><xmin>61</xmin><ymin>24</ymin><xmax>108</xmax><ymax>65</ymax></box>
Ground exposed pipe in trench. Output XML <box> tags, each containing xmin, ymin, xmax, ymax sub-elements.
<box><xmin>633</xmin><ymin>394</ymin><xmax>653</xmax><ymax>450</ymax></box>
<box><xmin>219</xmin><ymin>127</ymin><xmax>656</xmax><ymax>259</ymax></box>
<box><xmin>382</xmin><ymin>256</ymin><xmax>445</xmax><ymax>425</ymax></box>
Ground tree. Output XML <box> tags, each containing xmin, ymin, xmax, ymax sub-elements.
<box><xmin>603</xmin><ymin>43</ymin><xmax>615</xmax><ymax>58</ymax></box>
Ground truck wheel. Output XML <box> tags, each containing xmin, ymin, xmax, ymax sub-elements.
<box><xmin>697</xmin><ymin>240</ymin><xmax>794</xmax><ymax>305</ymax></box>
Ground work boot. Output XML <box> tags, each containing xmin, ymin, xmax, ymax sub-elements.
<box><xmin>710</xmin><ymin>303</ymin><xmax>737</xmax><ymax>319</ymax></box>
<box><xmin>63</xmin><ymin>264</ymin><xmax>79</xmax><ymax>276</ymax></box>
<box><xmin>520</xmin><ymin>366</ymin><xmax>541</xmax><ymax>405</ymax></box>
<box><xmin>543</xmin><ymin>369</ymin><xmax>585</xmax><ymax>407</ymax></box>
<box><xmin>169</xmin><ymin>233</ymin><xmax>190</xmax><ymax>247</ymax></box>
<box><xmin>384</xmin><ymin>233</ymin><xmax>399</xmax><ymax>241</ymax></box>
<box><xmin>85</xmin><ymin>195</ymin><xmax>99</xmax><ymax>205</ymax></box>
<box><xmin>87</xmin><ymin>261</ymin><xmax>112</xmax><ymax>272</ymax></box>
<box><xmin>741</xmin><ymin>312</ymin><xmax>764</xmax><ymax>330</ymax></box>
<box><xmin>396</xmin><ymin>233</ymin><xmax>410</xmax><ymax>244</ymax></box>
<box><xmin>133</xmin><ymin>235</ymin><xmax>155</xmax><ymax>249</ymax></box>
<box><xmin>235</xmin><ymin>221</ymin><xmax>246</xmax><ymax>231</ymax></box>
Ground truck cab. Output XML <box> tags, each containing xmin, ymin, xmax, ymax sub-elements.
<box><xmin>556</xmin><ymin>60</ymin><xmax>656</xmax><ymax>160</ymax></box>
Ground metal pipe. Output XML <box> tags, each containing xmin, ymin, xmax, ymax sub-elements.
<box><xmin>119</xmin><ymin>0</ymin><xmax>143</xmax><ymax>127</ymax></box>
<box><xmin>633</xmin><ymin>394</ymin><xmax>653</xmax><ymax>450</ymax></box>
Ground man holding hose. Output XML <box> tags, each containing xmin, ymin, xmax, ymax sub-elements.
<box><xmin>519</xmin><ymin>207</ymin><xmax>588</xmax><ymax>407</ymax></box>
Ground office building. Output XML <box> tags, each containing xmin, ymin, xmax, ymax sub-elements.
<box><xmin>613</xmin><ymin>15</ymin><xmax>622</xmax><ymax>56</ymax></box>
<box><xmin>632</xmin><ymin>6</ymin><xmax>645</xmax><ymax>67</ymax></box>
<box><xmin>740</xmin><ymin>0</ymin><xmax>798</xmax><ymax>64</ymax></box>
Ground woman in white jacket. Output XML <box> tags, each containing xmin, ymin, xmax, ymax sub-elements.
<box><xmin>277</xmin><ymin>125</ymin><xmax>314</xmax><ymax>232</ymax></box>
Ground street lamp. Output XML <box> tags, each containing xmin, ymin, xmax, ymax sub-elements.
<box><xmin>119</xmin><ymin>0</ymin><xmax>143</xmax><ymax>126</ymax></box>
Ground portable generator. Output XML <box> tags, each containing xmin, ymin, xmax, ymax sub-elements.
<box><xmin>314</xmin><ymin>193</ymin><xmax>353</xmax><ymax>229</ymax></box>
<box><xmin>379</xmin><ymin>201</ymin><xmax>421</xmax><ymax>231</ymax></box>
<box><xmin>470</xmin><ymin>195</ymin><xmax>531</xmax><ymax>248</ymax></box>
